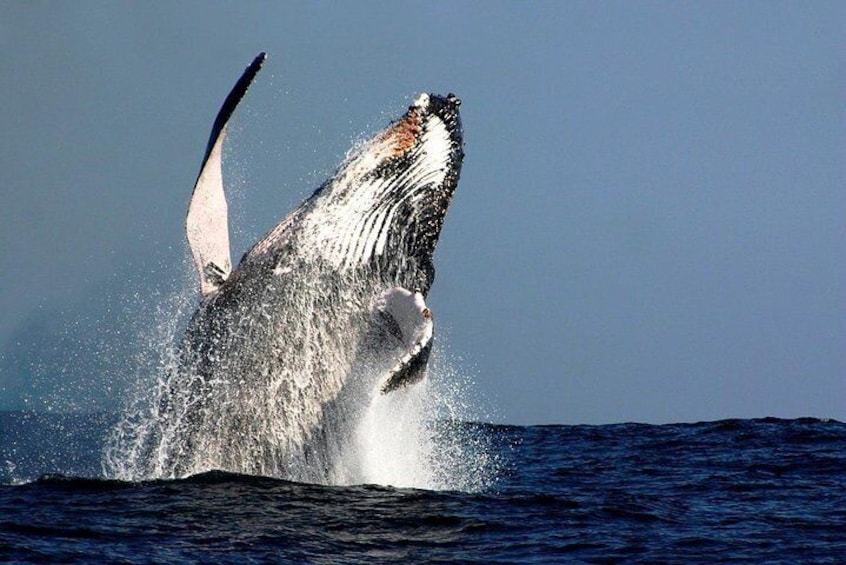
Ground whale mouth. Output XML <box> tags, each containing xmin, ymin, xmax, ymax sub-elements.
<box><xmin>371</xmin><ymin>287</ymin><xmax>435</xmax><ymax>394</ymax></box>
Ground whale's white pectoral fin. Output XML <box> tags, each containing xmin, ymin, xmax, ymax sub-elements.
<box><xmin>372</xmin><ymin>287</ymin><xmax>434</xmax><ymax>394</ymax></box>
<box><xmin>186</xmin><ymin>52</ymin><xmax>266</xmax><ymax>297</ymax></box>
<box><xmin>382</xmin><ymin>334</ymin><xmax>432</xmax><ymax>394</ymax></box>
<box><xmin>187</xmin><ymin>132</ymin><xmax>231</xmax><ymax>297</ymax></box>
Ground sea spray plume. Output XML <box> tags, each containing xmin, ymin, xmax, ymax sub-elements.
<box><xmin>105</xmin><ymin>53</ymin><xmax>467</xmax><ymax>484</ymax></box>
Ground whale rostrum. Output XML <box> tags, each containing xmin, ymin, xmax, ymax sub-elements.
<box><xmin>140</xmin><ymin>53</ymin><xmax>463</xmax><ymax>480</ymax></box>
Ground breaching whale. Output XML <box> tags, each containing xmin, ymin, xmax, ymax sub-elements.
<box><xmin>132</xmin><ymin>53</ymin><xmax>463</xmax><ymax>481</ymax></box>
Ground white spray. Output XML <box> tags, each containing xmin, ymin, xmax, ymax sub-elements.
<box><xmin>103</xmin><ymin>273</ymin><xmax>496</xmax><ymax>491</ymax></box>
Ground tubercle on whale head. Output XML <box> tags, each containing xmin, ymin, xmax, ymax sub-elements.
<box><xmin>332</xmin><ymin>92</ymin><xmax>463</xmax><ymax>186</ymax></box>
<box><xmin>375</xmin><ymin>93</ymin><xmax>462</xmax><ymax>159</ymax></box>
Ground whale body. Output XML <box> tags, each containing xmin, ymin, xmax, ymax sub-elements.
<box><xmin>130</xmin><ymin>53</ymin><xmax>464</xmax><ymax>481</ymax></box>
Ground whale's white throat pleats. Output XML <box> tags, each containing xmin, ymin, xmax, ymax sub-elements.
<box><xmin>322</xmin><ymin>112</ymin><xmax>452</xmax><ymax>269</ymax></box>
<box><xmin>244</xmin><ymin>89</ymin><xmax>463</xmax><ymax>291</ymax></box>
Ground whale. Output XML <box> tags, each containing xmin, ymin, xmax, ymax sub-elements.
<box><xmin>131</xmin><ymin>53</ymin><xmax>464</xmax><ymax>481</ymax></box>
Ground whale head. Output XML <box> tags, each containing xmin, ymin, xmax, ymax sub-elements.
<box><xmin>306</xmin><ymin>93</ymin><xmax>464</xmax><ymax>291</ymax></box>
<box><xmin>186</xmin><ymin>53</ymin><xmax>464</xmax><ymax>301</ymax></box>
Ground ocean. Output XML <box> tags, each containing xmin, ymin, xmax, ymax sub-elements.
<box><xmin>2</xmin><ymin>412</ymin><xmax>844</xmax><ymax>564</ymax></box>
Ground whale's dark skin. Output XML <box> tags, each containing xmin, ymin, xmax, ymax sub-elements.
<box><xmin>142</xmin><ymin>54</ymin><xmax>463</xmax><ymax>480</ymax></box>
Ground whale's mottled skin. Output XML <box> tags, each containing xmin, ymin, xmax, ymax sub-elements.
<box><xmin>141</xmin><ymin>53</ymin><xmax>463</xmax><ymax>480</ymax></box>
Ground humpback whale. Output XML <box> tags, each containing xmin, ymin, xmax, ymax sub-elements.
<box><xmin>132</xmin><ymin>53</ymin><xmax>463</xmax><ymax>481</ymax></box>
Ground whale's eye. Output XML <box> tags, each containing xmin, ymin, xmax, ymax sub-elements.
<box><xmin>422</xmin><ymin>308</ymin><xmax>431</xmax><ymax>319</ymax></box>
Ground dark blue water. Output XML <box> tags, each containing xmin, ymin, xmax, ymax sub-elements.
<box><xmin>2</xmin><ymin>412</ymin><xmax>845</xmax><ymax>564</ymax></box>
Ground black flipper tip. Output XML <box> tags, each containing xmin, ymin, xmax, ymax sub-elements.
<box><xmin>201</xmin><ymin>52</ymin><xmax>268</xmax><ymax>163</ymax></box>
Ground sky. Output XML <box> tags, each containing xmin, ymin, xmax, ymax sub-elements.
<box><xmin>0</xmin><ymin>2</ymin><xmax>843</xmax><ymax>425</ymax></box>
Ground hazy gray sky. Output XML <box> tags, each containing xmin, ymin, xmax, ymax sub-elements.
<box><xmin>1</xmin><ymin>2</ymin><xmax>843</xmax><ymax>424</ymax></box>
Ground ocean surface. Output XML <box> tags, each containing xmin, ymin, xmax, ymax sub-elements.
<box><xmin>2</xmin><ymin>412</ymin><xmax>844</xmax><ymax>564</ymax></box>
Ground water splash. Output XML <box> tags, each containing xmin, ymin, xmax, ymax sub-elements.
<box><xmin>329</xmin><ymin>359</ymin><xmax>497</xmax><ymax>491</ymax></box>
<box><xmin>102</xmin><ymin>271</ymin><xmax>496</xmax><ymax>492</ymax></box>
<box><xmin>102</xmin><ymin>266</ymin><xmax>198</xmax><ymax>481</ymax></box>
